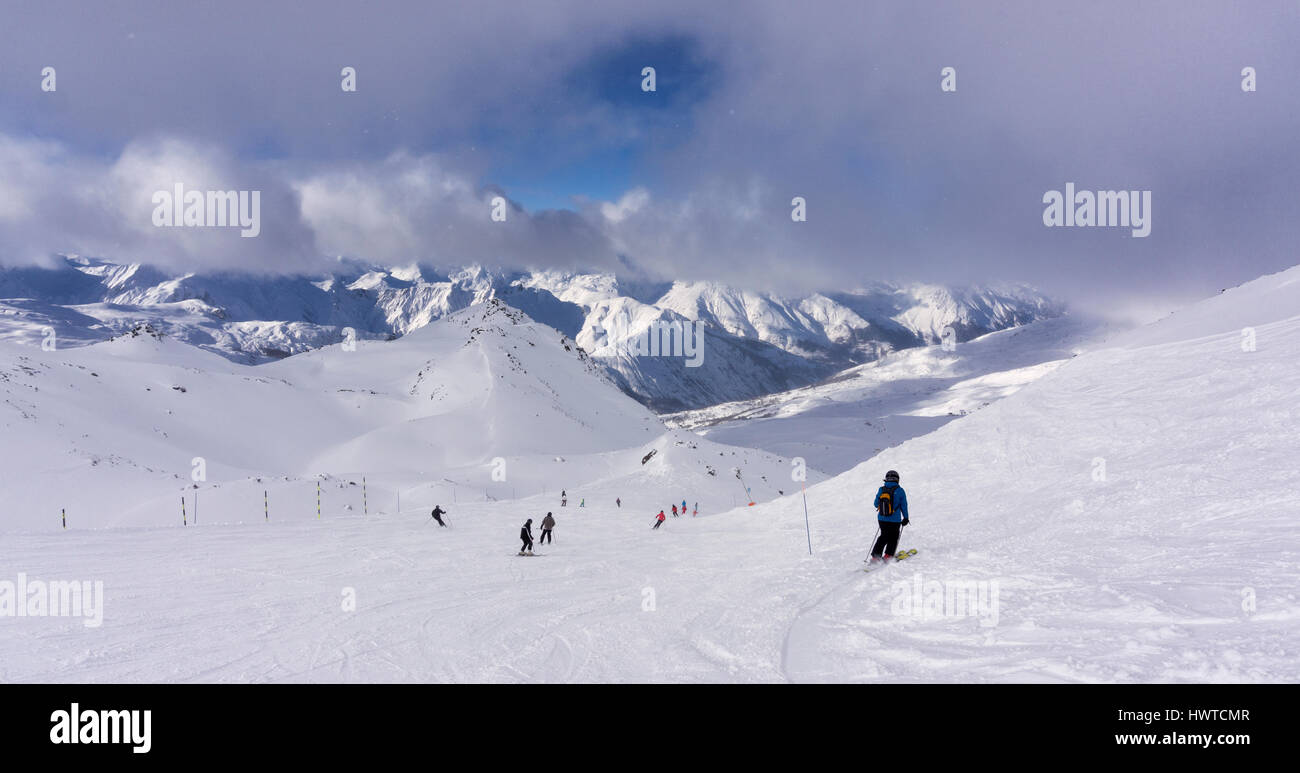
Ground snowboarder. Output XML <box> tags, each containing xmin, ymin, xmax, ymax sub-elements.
<box><xmin>519</xmin><ymin>518</ymin><xmax>535</xmax><ymax>555</ymax></box>
<box><xmin>671</xmin><ymin>504</ymin><xmax>678</xmax><ymax>517</ymax></box>
<box><xmin>431</xmin><ymin>505</ymin><xmax>447</xmax><ymax>527</ymax></box>
<box><xmin>868</xmin><ymin>470</ymin><xmax>909</xmax><ymax>564</ymax></box>
<box><xmin>652</xmin><ymin>510</ymin><xmax>666</xmax><ymax>529</ymax></box>
<box><xmin>540</xmin><ymin>512</ymin><xmax>555</xmax><ymax>544</ymax></box>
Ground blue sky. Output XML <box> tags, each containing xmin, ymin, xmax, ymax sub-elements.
<box><xmin>492</xmin><ymin>151</ymin><xmax>636</xmax><ymax>212</ymax></box>
<box><xmin>486</xmin><ymin>33</ymin><xmax>718</xmax><ymax>211</ymax></box>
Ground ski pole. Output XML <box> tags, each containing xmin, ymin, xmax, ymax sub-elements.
<box><xmin>801</xmin><ymin>482</ymin><xmax>812</xmax><ymax>555</ymax></box>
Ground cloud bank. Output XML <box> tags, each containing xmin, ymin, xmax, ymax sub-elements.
<box><xmin>1</xmin><ymin>0</ymin><xmax>1297</xmax><ymax>311</ymax></box>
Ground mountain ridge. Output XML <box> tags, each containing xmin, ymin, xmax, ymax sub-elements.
<box><xmin>0</xmin><ymin>256</ymin><xmax>1065</xmax><ymax>410</ymax></box>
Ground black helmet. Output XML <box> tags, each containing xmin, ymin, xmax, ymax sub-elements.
<box><xmin>884</xmin><ymin>470</ymin><xmax>900</xmax><ymax>483</ymax></box>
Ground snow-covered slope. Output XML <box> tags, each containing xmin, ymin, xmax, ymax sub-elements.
<box><xmin>0</xmin><ymin>299</ymin><xmax>114</xmax><ymax>348</ymax></box>
<box><xmin>0</xmin><ymin>297</ymin><xmax>819</xmax><ymax>533</ymax></box>
<box><xmin>769</xmin><ymin>264</ymin><xmax>1300</xmax><ymax>680</ymax></box>
<box><xmin>669</xmin><ymin>314</ymin><xmax>1109</xmax><ymax>474</ymax></box>
<box><xmin>0</xmin><ymin>301</ymin><xmax>661</xmax><ymax>530</ymax></box>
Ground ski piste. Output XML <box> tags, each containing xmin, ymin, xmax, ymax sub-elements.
<box><xmin>863</xmin><ymin>548</ymin><xmax>918</xmax><ymax>573</ymax></box>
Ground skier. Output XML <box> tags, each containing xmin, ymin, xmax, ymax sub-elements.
<box><xmin>681</xmin><ymin>499</ymin><xmax>687</xmax><ymax>514</ymax></box>
<box><xmin>561</xmin><ymin>489</ymin><xmax>567</xmax><ymax>507</ymax></box>
<box><xmin>652</xmin><ymin>510</ymin><xmax>666</xmax><ymax>529</ymax></box>
<box><xmin>671</xmin><ymin>504</ymin><xmax>678</xmax><ymax>517</ymax></box>
<box><xmin>868</xmin><ymin>470</ymin><xmax>909</xmax><ymax>564</ymax></box>
<box><xmin>579</xmin><ymin>498</ymin><xmax>585</xmax><ymax>508</ymax></box>
<box><xmin>540</xmin><ymin>512</ymin><xmax>555</xmax><ymax>544</ymax></box>
<box><xmin>519</xmin><ymin>518</ymin><xmax>535</xmax><ymax>555</ymax></box>
<box><xmin>616</xmin><ymin>497</ymin><xmax>621</xmax><ymax>508</ymax></box>
<box><xmin>692</xmin><ymin>501</ymin><xmax>698</xmax><ymax>517</ymax></box>
<box><xmin>431</xmin><ymin>505</ymin><xmax>447</xmax><ymax>527</ymax></box>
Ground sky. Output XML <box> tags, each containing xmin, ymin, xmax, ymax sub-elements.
<box><xmin>0</xmin><ymin>0</ymin><xmax>1297</xmax><ymax>316</ymax></box>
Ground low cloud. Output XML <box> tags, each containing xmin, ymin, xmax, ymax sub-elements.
<box><xmin>0</xmin><ymin>137</ymin><xmax>622</xmax><ymax>275</ymax></box>
<box><xmin>2</xmin><ymin>0</ymin><xmax>1298</xmax><ymax>310</ymax></box>
<box><xmin>0</xmin><ymin>135</ymin><xmax>316</xmax><ymax>273</ymax></box>
<box><xmin>0</xmin><ymin>135</ymin><xmax>825</xmax><ymax>285</ymax></box>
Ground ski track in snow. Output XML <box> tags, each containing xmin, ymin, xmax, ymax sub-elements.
<box><xmin>3</xmin><ymin>473</ymin><xmax>1290</xmax><ymax>683</ymax></box>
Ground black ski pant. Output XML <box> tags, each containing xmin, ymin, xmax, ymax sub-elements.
<box><xmin>521</xmin><ymin>536</ymin><xmax>533</xmax><ymax>552</ymax></box>
<box><xmin>432</xmin><ymin>515</ymin><xmax>445</xmax><ymax>527</ymax></box>
<box><xmin>540</xmin><ymin>529</ymin><xmax>552</xmax><ymax>544</ymax></box>
<box><xmin>871</xmin><ymin>521</ymin><xmax>902</xmax><ymax>558</ymax></box>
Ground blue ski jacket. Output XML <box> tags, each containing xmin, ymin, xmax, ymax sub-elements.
<box><xmin>874</xmin><ymin>483</ymin><xmax>908</xmax><ymax>523</ymax></box>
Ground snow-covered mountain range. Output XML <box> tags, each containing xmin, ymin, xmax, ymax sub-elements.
<box><xmin>0</xmin><ymin>256</ymin><xmax>1064</xmax><ymax>411</ymax></box>
<box><xmin>0</xmin><ymin>297</ymin><xmax>815</xmax><ymax>531</ymax></box>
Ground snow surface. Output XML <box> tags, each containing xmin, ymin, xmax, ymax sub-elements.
<box><xmin>668</xmin><ymin>314</ymin><xmax>1108</xmax><ymax>474</ymax></box>
<box><xmin>1</xmin><ymin>268</ymin><xmax>1296</xmax><ymax>682</ymax></box>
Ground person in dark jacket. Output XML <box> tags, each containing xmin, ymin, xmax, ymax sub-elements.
<box><xmin>869</xmin><ymin>470</ymin><xmax>909</xmax><ymax>563</ymax></box>
<box><xmin>519</xmin><ymin>519</ymin><xmax>535</xmax><ymax>555</ymax></box>
<box><xmin>431</xmin><ymin>505</ymin><xmax>447</xmax><ymax>527</ymax></box>
<box><xmin>539</xmin><ymin>512</ymin><xmax>556</xmax><ymax>544</ymax></box>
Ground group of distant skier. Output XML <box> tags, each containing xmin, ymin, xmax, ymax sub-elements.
<box><xmin>514</xmin><ymin>491</ymin><xmax>638</xmax><ymax>555</ymax></box>
<box><xmin>516</xmin><ymin>491</ymin><xmax>707</xmax><ymax>553</ymax></box>
<box><xmin>560</xmin><ymin>490</ymin><xmax>586</xmax><ymax>508</ymax></box>
<box><xmin>652</xmin><ymin>498</ymin><xmax>697</xmax><ymax>529</ymax></box>
<box><xmin>433</xmin><ymin>468</ymin><xmax>912</xmax><ymax>565</ymax></box>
